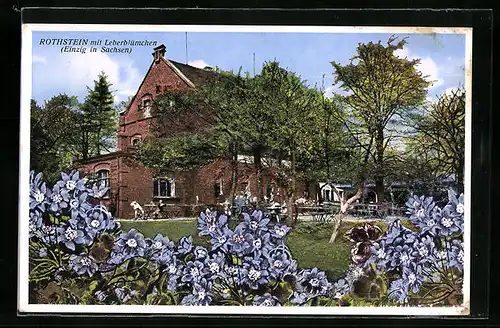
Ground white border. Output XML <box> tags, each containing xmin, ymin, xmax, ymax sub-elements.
<box><xmin>19</xmin><ymin>24</ymin><xmax>473</xmax><ymax>316</ymax></box>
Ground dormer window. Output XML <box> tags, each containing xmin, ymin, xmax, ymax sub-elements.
<box><xmin>139</xmin><ymin>94</ymin><xmax>153</xmax><ymax>118</ymax></box>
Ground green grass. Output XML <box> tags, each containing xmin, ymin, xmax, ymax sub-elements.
<box><xmin>118</xmin><ymin>218</ymin><xmax>401</xmax><ymax>282</ymax></box>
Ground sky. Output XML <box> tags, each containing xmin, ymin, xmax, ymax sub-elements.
<box><xmin>31</xmin><ymin>30</ymin><xmax>466</xmax><ymax>105</ymax></box>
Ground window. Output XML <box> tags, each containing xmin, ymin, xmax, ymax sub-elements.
<box><xmin>156</xmin><ymin>85</ymin><xmax>162</xmax><ymax>94</ymax></box>
<box><xmin>96</xmin><ymin>169</ymin><xmax>110</xmax><ymax>198</ymax></box>
<box><xmin>131</xmin><ymin>134</ymin><xmax>142</xmax><ymax>146</ymax></box>
<box><xmin>139</xmin><ymin>94</ymin><xmax>153</xmax><ymax>118</ymax></box>
<box><xmin>214</xmin><ymin>179</ymin><xmax>223</xmax><ymax>197</ymax></box>
<box><xmin>323</xmin><ymin>189</ymin><xmax>331</xmax><ymax>202</ymax></box>
<box><xmin>153</xmin><ymin>178</ymin><xmax>175</xmax><ymax>198</ymax></box>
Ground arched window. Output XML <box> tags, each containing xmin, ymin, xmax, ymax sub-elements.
<box><xmin>139</xmin><ymin>94</ymin><xmax>153</xmax><ymax>118</ymax></box>
<box><xmin>131</xmin><ymin>134</ymin><xmax>142</xmax><ymax>146</ymax></box>
<box><xmin>96</xmin><ymin>169</ymin><xmax>109</xmax><ymax>187</ymax></box>
<box><xmin>95</xmin><ymin>169</ymin><xmax>110</xmax><ymax>198</ymax></box>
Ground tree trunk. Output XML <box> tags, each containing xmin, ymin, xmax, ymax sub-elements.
<box><xmin>375</xmin><ymin>125</ymin><xmax>385</xmax><ymax>204</ymax></box>
<box><xmin>285</xmin><ymin>149</ymin><xmax>298</xmax><ymax>227</ymax></box>
<box><xmin>229</xmin><ymin>141</ymin><xmax>239</xmax><ymax>207</ymax></box>
<box><xmin>253</xmin><ymin>146</ymin><xmax>264</xmax><ymax>206</ymax></box>
<box><xmin>329</xmin><ymin>183</ymin><xmax>364</xmax><ymax>243</ymax></box>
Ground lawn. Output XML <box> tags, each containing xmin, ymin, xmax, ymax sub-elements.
<box><xmin>119</xmin><ymin>219</ymin><xmax>392</xmax><ymax>281</ymax></box>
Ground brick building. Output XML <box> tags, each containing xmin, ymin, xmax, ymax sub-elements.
<box><xmin>76</xmin><ymin>45</ymin><xmax>290</xmax><ymax>219</ymax></box>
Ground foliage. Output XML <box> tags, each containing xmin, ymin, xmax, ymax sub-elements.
<box><xmin>406</xmin><ymin>88</ymin><xmax>466</xmax><ymax>191</ymax></box>
<box><xmin>331</xmin><ymin>36</ymin><xmax>432</xmax><ymax>203</ymax></box>
<box><xmin>135</xmin><ymin>132</ymin><xmax>224</xmax><ymax>172</ymax></box>
<box><xmin>76</xmin><ymin>71</ymin><xmax>117</xmax><ymax>159</ymax></box>
<box><xmin>30</xmin><ymin>96</ymin><xmax>81</xmax><ymax>184</ymax></box>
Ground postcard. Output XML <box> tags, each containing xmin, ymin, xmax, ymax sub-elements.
<box><xmin>19</xmin><ymin>24</ymin><xmax>472</xmax><ymax>315</ymax></box>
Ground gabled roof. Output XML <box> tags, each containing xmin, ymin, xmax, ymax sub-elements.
<box><xmin>120</xmin><ymin>54</ymin><xmax>216</xmax><ymax>116</ymax></box>
<box><xmin>169</xmin><ymin>60</ymin><xmax>217</xmax><ymax>86</ymax></box>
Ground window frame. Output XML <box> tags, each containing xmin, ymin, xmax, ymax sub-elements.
<box><xmin>95</xmin><ymin>169</ymin><xmax>110</xmax><ymax>199</ymax></box>
<box><xmin>153</xmin><ymin>177</ymin><xmax>176</xmax><ymax>199</ymax></box>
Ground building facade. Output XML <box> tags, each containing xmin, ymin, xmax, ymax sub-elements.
<box><xmin>76</xmin><ymin>45</ymin><xmax>291</xmax><ymax>219</ymax></box>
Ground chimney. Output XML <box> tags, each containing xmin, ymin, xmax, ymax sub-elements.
<box><xmin>152</xmin><ymin>44</ymin><xmax>166</xmax><ymax>62</ymax></box>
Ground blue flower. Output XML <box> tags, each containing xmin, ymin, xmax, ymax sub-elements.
<box><xmin>198</xmin><ymin>209</ymin><xmax>227</xmax><ymax>237</ymax></box>
<box><xmin>57</xmin><ymin>225</ymin><xmax>86</xmax><ymax>251</ymax></box>
<box><xmin>148</xmin><ymin>234</ymin><xmax>175</xmax><ymax>265</ymax></box>
<box><xmin>29</xmin><ymin>210</ymin><xmax>44</xmax><ymax>238</ymax></box>
<box><xmin>295</xmin><ymin>267</ymin><xmax>330</xmax><ymax>296</ymax></box>
<box><xmin>181</xmin><ymin>260</ymin><xmax>205</xmax><ymax>284</ymax></box>
<box><xmin>222</xmin><ymin>265</ymin><xmax>244</xmax><ymax>285</ymax></box>
<box><xmin>57</xmin><ymin>171</ymin><xmax>86</xmax><ymax>193</ymax></box>
<box><xmin>112</xmin><ymin>229</ymin><xmax>147</xmax><ymax>260</ymax></box>
<box><xmin>270</xmin><ymin>223</ymin><xmax>291</xmax><ymax>240</ymax></box>
<box><xmin>436</xmin><ymin>206</ymin><xmax>462</xmax><ymax>236</ymax></box>
<box><xmin>247</xmin><ymin>232</ymin><xmax>271</xmax><ymax>256</ymax></box>
<box><xmin>290</xmin><ymin>291</ymin><xmax>310</xmax><ymax>305</ymax></box>
<box><xmin>448</xmin><ymin>239</ymin><xmax>464</xmax><ymax>271</ymax></box>
<box><xmin>68</xmin><ymin>191</ymin><xmax>91</xmax><ymax>221</ymax></box>
<box><xmin>194</xmin><ymin>246</ymin><xmax>209</xmax><ymax>260</ymax></box>
<box><xmin>265</xmin><ymin>246</ymin><xmax>295</xmax><ymax>280</ymax></box>
<box><xmin>38</xmin><ymin>247</ymin><xmax>48</xmax><ymax>257</ymax></box>
<box><xmin>39</xmin><ymin>224</ymin><xmax>57</xmax><ymax>245</ymax></box>
<box><xmin>181</xmin><ymin>278</ymin><xmax>213</xmax><ymax>306</ymax></box>
<box><xmin>364</xmin><ymin>239</ymin><xmax>390</xmax><ymax>270</ymax></box>
<box><xmin>446</xmin><ymin>189</ymin><xmax>465</xmax><ymax>217</ymax></box>
<box><xmin>253</xmin><ymin>293</ymin><xmax>280</xmax><ymax>306</ymax></box>
<box><xmin>163</xmin><ymin>256</ymin><xmax>183</xmax><ymax>290</ymax></box>
<box><xmin>242</xmin><ymin>210</ymin><xmax>270</xmax><ymax>235</ymax></box>
<box><xmin>209</xmin><ymin>228</ymin><xmax>230</xmax><ymax>252</ymax></box>
<box><xmin>241</xmin><ymin>260</ymin><xmax>269</xmax><ymax>290</ymax></box>
<box><xmin>203</xmin><ymin>252</ymin><xmax>226</xmax><ymax>279</ymax></box>
<box><xmin>46</xmin><ymin>184</ymin><xmax>70</xmax><ymax>213</ymax></box>
<box><xmin>331</xmin><ymin>278</ymin><xmax>350</xmax><ymax>299</ymax></box>
<box><xmin>69</xmin><ymin>253</ymin><xmax>98</xmax><ymax>276</ymax></box>
<box><xmin>406</xmin><ymin>195</ymin><xmax>435</xmax><ymax>222</ymax></box>
<box><xmin>403</xmin><ymin>263</ymin><xmax>424</xmax><ymax>293</ymax></box>
<box><xmin>177</xmin><ymin>236</ymin><xmax>193</xmax><ymax>255</ymax></box>
<box><xmin>228</xmin><ymin>225</ymin><xmax>252</xmax><ymax>256</ymax></box>
<box><xmin>29</xmin><ymin>181</ymin><xmax>49</xmax><ymax>212</ymax></box>
<box><xmin>84</xmin><ymin>208</ymin><xmax>109</xmax><ymax>236</ymax></box>
<box><xmin>388</xmin><ymin>279</ymin><xmax>409</xmax><ymax>304</ymax></box>
<box><xmin>114</xmin><ymin>286</ymin><xmax>137</xmax><ymax>303</ymax></box>
<box><xmin>94</xmin><ymin>290</ymin><xmax>108</xmax><ymax>302</ymax></box>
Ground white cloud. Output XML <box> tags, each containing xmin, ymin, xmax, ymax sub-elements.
<box><xmin>394</xmin><ymin>46</ymin><xmax>443</xmax><ymax>89</ymax></box>
<box><xmin>416</xmin><ymin>57</ymin><xmax>444</xmax><ymax>88</ymax></box>
<box><xmin>33</xmin><ymin>51</ymin><xmax>142</xmax><ymax>104</ymax></box>
<box><xmin>393</xmin><ymin>48</ymin><xmax>410</xmax><ymax>59</ymax></box>
<box><xmin>324</xmin><ymin>84</ymin><xmax>352</xmax><ymax>98</ymax></box>
<box><xmin>187</xmin><ymin>59</ymin><xmax>211</xmax><ymax>69</ymax></box>
<box><xmin>444</xmin><ymin>87</ymin><xmax>459</xmax><ymax>97</ymax></box>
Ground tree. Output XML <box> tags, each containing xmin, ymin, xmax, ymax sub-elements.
<box><xmin>328</xmin><ymin>37</ymin><xmax>431</xmax><ymax>242</ymax></box>
<box><xmin>138</xmin><ymin>69</ymin><xmax>249</xmax><ymax>204</ymax></box>
<box><xmin>331</xmin><ymin>37</ymin><xmax>431</xmax><ymax>204</ymax></box>
<box><xmin>30</xmin><ymin>95</ymin><xmax>80</xmax><ymax>184</ymax></box>
<box><xmin>406</xmin><ymin>88</ymin><xmax>466</xmax><ymax>192</ymax></box>
<box><xmin>77</xmin><ymin>71</ymin><xmax>117</xmax><ymax>159</ymax></box>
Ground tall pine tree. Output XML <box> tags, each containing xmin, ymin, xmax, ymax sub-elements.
<box><xmin>79</xmin><ymin>71</ymin><xmax>117</xmax><ymax>159</ymax></box>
